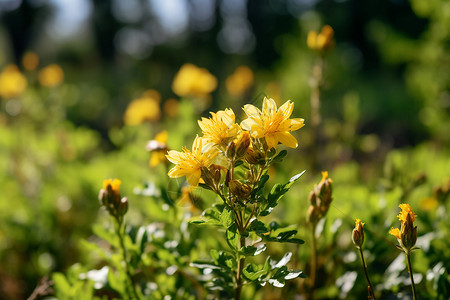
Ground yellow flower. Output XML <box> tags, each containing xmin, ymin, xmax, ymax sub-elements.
<box><xmin>124</xmin><ymin>93</ymin><xmax>161</xmax><ymax>125</ymax></box>
<box><xmin>307</xmin><ymin>25</ymin><xmax>334</xmax><ymax>53</ymax></box>
<box><xmin>389</xmin><ymin>227</ymin><xmax>400</xmax><ymax>239</ymax></box>
<box><xmin>397</xmin><ymin>203</ymin><xmax>417</xmax><ymax>222</ymax></box>
<box><xmin>164</xmin><ymin>98</ymin><xmax>179</xmax><ymax>117</ymax></box>
<box><xmin>172</xmin><ymin>63</ymin><xmax>217</xmax><ymax>98</ymax></box>
<box><xmin>226</xmin><ymin>66</ymin><xmax>254</xmax><ymax>97</ymax></box>
<box><xmin>103</xmin><ymin>178</ymin><xmax>121</xmax><ymax>195</ymax></box>
<box><xmin>166</xmin><ymin>136</ymin><xmax>219</xmax><ymax>186</ymax></box>
<box><xmin>198</xmin><ymin>108</ymin><xmax>240</xmax><ymax>147</ymax></box>
<box><xmin>419</xmin><ymin>197</ymin><xmax>438</xmax><ymax>211</ymax></box>
<box><xmin>22</xmin><ymin>51</ymin><xmax>39</xmax><ymax>71</ymax></box>
<box><xmin>146</xmin><ymin>130</ymin><xmax>169</xmax><ymax>167</ymax></box>
<box><xmin>389</xmin><ymin>203</ymin><xmax>418</xmax><ymax>252</ymax></box>
<box><xmin>241</xmin><ymin>97</ymin><xmax>305</xmax><ymax>149</ymax></box>
<box><xmin>38</xmin><ymin>64</ymin><xmax>64</xmax><ymax>87</ymax></box>
<box><xmin>0</xmin><ymin>64</ymin><xmax>27</xmax><ymax>98</ymax></box>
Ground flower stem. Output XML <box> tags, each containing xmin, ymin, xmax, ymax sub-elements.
<box><xmin>234</xmin><ymin>235</ymin><xmax>246</xmax><ymax>300</ymax></box>
<box><xmin>310</xmin><ymin>223</ymin><xmax>317</xmax><ymax>300</ymax></box>
<box><xmin>406</xmin><ymin>252</ymin><xmax>417</xmax><ymax>300</ymax></box>
<box><xmin>116</xmin><ymin>219</ymin><xmax>139</xmax><ymax>300</ymax></box>
<box><xmin>358</xmin><ymin>247</ymin><xmax>375</xmax><ymax>299</ymax></box>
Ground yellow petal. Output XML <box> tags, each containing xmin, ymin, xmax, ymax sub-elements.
<box><xmin>278</xmin><ymin>100</ymin><xmax>294</xmax><ymax>119</ymax></box>
<box><xmin>274</xmin><ymin>132</ymin><xmax>298</xmax><ymax>148</ymax></box>
<box><xmin>241</xmin><ymin>118</ymin><xmax>258</xmax><ymax>131</ymax></box>
<box><xmin>242</xmin><ymin>104</ymin><xmax>261</xmax><ymax>119</ymax></box>
<box><xmin>265</xmin><ymin>134</ymin><xmax>278</xmax><ymax>149</ymax></box>
<box><xmin>168</xmin><ymin>166</ymin><xmax>183</xmax><ymax>178</ymax></box>
<box><xmin>186</xmin><ymin>170</ymin><xmax>202</xmax><ymax>186</ymax></box>
<box><xmin>262</xmin><ymin>97</ymin><xmax>277</xmax><ymax>115</ymax></box>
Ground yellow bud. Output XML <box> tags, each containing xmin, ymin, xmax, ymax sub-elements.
<box><xmin>235</xmin><ymin>131</ymin><xmax>251</xmax><ymax>158</ymax></box>
<box><xmin>352</xmin><ymin>219</ymin><xmax>365</xmax><ymax>248</ymax></box>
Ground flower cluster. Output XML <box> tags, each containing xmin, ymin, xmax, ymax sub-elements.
<box><xmin>166</xmin><ymin>97</ymin><xmax>304</xmax><ymax>187</ymax></box>
<box><xmin>307</xmin><ymin>25</ymin><xmax>335</xmax><ymax>54</ymax></box>
<box><xmin>389</xmin><ymin>204</ymin><xmax>418</xmax><ymax>253</ymax></box>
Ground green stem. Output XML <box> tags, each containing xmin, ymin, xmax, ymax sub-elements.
<box><xmin>358</xmin><ymin>247</ymin><xmax>375</xmax><ymax>299</ymax></box>
<box><xmin>116</xmin><ymin>219</ymin><xmax>139</xmax><ymax>300</ymax></box>
<box><xmin>310</xmin><ymin>223</ymin><xmax>317</xmax><ymax>300</ymax></box>
<box><xmin>235</xmin><ymin>235</ymin><xmax>246</xmax><ymax>300</ymax></box>
<box><xmin>309</xmin><ymin>57</ymin><xmax>324</xmax><ymax>171</ymax></box>
<box><xmin>406</xmin><ymin>252</ymin><xmax>417</xmax><ymax>300</ymax></box>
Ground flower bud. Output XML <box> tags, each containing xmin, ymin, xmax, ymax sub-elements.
<box><xmin>389</xmin><ymin>203</ymin><xmax>418</xmax><ymax>253</ymax></box>
<box><xmin>352</xmin><ymin>219</ymin><xmax>365</xmax><ymax>248</ymax></box>
<box><xmin>201</xmin><ymin>166</ymin><xmax>216</xmax><ymax>188</ymax></box>
<box><xmin>307</xmin><ymin>171</ymin><xmax>333</xmax><ymax>224</ymax></box>
<box><xmin>229</xmin><ymin>179</ymin><xmax>251</xmax><ymax>198</ymax></box>
<box><xmin>245</xmin><ymin>143</ymin><xmax>265</xmax><ymax>165</ymax></box>
<box><xmin>99</xmin><ymin>179</ymin><xmax>128</xmax><ymax>222</ymax></box>
<box><xmin>235</xmin><ymin>131</ymin><xmax>251</xmax><ymax>158</ymax></box>
<box><xmin>400</xmin><ymin>212</ymin><xmax>417</xmax><ymax>252</ymax></box>
<box><xmin>306</xmin><ymin>205</ymin><xmax>320</xmax><ymax>225</ymax></box>
<box><xmin>226</xmin><ymin>141</ymin><xmax>236</xmax><ymax>159</ymax></box>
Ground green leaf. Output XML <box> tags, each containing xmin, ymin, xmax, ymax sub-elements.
<box><xmin>271</xmin><ymin>150</ymin><xmax>287</xmax><ymax>163</ymax></box>
<box><xmin>242</xmin><ymin>264</ymin><xmax>268</xmax><ymax>282</ymax></box>
<box><xmin>188</xmin><ymin>216</ymin><xmax>208</xmax><ymax>224</ymax></box>
<box><xmin>92</xmin><ymin>224</ymin><xmax>119</xmax><ymax>247</ymax></box>
<box><xmin>226</xmin><ymin>225</ymin><xmax>239</xmax><ymax>251</ymax></box>
<box><xmin>248</xmin><ymin>219</ymin><xmax>269</xmax><ymax>235</ymax></box>
<box><xmin>260</xmin><ymin>170</ymin><xmax>305</xmax><ymax>216</ymax></box>
<box><xmin>52</xmin><ymin>273</ymin><xmax>71</xmax><ymax>296</ymax></box>
<box><xmin>107</xmin><ymin>269</ymin><xmax>126</xmax><ymax>296</ymax></box>
<box><xmin>220</xmin><ymin>207</ymin><xmax>235</xmax><ymax>229</ymax></box>
<box><xmin>241</xmin><ymin>245</ymin><xmax>257</xmax><ymax>256</ymax></box>
<box><xmin>271</xmin><ymin>253</ymin><xmax>292</xmax><ymax>268</ymax></box>
<box><xmin>257</xmin><ymin>173</ymin><xmax>269</xmax><ymax>190</ymax></box>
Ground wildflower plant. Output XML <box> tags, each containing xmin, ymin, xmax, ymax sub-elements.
<box><xmin>389</xmin><ymin>203</ymin><xmax>419</xmax><ymax>299</ymax></box>
<box><xmin>352</xmin><ymin>219</ymin><xmax>375</xmax><ymax>299</ymax></box>
<box><xmin>167</xmin><ymin>97</ymin><xmax>306</xmax><ymax>298</ymax></box>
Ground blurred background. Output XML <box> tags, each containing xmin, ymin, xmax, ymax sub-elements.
<box><xmin>0</xmin><ymin>0</ymin><xmax>449</xmax><ymax>299</ymax></box>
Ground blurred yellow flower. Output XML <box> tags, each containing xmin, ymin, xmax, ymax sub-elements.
<box><xmin>198</xmin><ymin>108</ymin><xmax>240</xmax><ymax>147</ymax></box>
<box><xmin>225</xmin><ymin>66</ymin><xmax>254</xmax><ymax>97</ymax></box>
<box><xmin>179</xmin><ymin>185</ymin><xmax>202</xmax><ymax>212</ymax></box>
<box><xmin>142</xmin><ymin>89</ymin><xmax>161</xmax><ymax>102</ymax></box>
<box><xmin>241</xmin><ymin>97</ymin><xmax>305</xmax><ymax>149</ymax></box>
<box><xmin>0</xmin><ymin>64</ymin><xmax>27</xmax><ymax>98</ymax></box>
<box><xmin>419</xmin><ymin>197</ymin><xmax>438</xmax><ymax>211</ymax></box>
<box><xmin>163</xmin><ymin>98</ymin><xmax>179</xmax><ymax>117</ymax></box>
<box><xmin>146</xmin><ymin>130</ymin><xmax>169</xmax><ymax>167</ymax></box>
<box><xmin>307</xmin><ymin>25</ymin><xmax>334</xmax><ymax>53</ymax></box>
<box><xmin>124</xmin><ymin>93</ymin><xmax>161</xmax><ymax>126</ymax></box>
<box><xmin>38</xmin><ymin>64</ymin><xmax>64</xmax><ymax>87</ymax></box>
<box><xmin>166</xmin><ymin>135</ymin><xmax>219</xmax><ymax>186</ymax></box>
<box><xmin>172</xmin><ymin>63</ymin><xmax>217</xmax><ymax>98</ymax></box>
<box><xmin>103</xmin><ymin>178</ymin><xmax>121</xmax><ymax>195</ymax></box>
<box><xmin>22</xmin><ymin>51</ymin><xmax>39</xmax><ymax>71</ymax></box>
